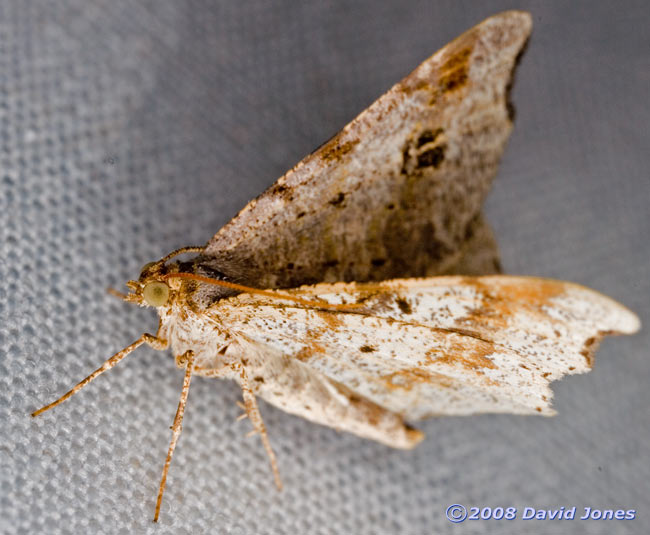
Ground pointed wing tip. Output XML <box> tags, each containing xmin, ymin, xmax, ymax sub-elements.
<box><xmin>548</xmin><ymin>278</ymin><xmax>641</xmax><ymax>336</ymax></box>
<box><xmin>487</xmin><ymin>10</ymin><xmax>533</xmax><ymax>33</ymax></box>
<box><xmin>405</xmin><ymin>426</ymin><xmax>426</xmax><ymax>448</ymax></box>
<box><xmin>588</xmin><ymin>289</ymin><xmax>641</xmax><ymax>336</ymax></box>
<box><xmin>476</xmin><ymin>11</ymin><xmax>533</xmax><ymax>60</ymax></box>
<box><xmin>450</xmin><ymin>11</ymin><xmax>532</xmax><ymax>56</ymax></box>
<box><xmin>618</xmin><ymin>308</ymin><xmax>642</xmax><ymax>335</ymax></box>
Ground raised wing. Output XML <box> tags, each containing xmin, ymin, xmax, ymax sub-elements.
<box><xmin>200</xmin><ymin>12</ymin><xmax>531</xmax><ymax>289</ymax></box>
<box><xmin>215</xmin><ymin>276</ymin><xmax>640</xmax><ymax>420</ymax></box>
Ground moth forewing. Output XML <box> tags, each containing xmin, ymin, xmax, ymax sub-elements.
<box><xmin>209</xmin><ymin>276</ymin><xmax>639</xmax><ymax>423</ymax></box>
<box><xmin>199</xmin><ymin>11</ymin><xmax>533</xmax><ymax>293</ymax></box>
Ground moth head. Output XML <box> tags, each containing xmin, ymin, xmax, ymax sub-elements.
<box><xmin>117</xmin><ymin>260</ymin><xmax>184</xmax><ymax>309</ymax></box>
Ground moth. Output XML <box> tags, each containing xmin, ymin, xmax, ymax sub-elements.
<box><xmin>32</xmin><ymin>11</ymin><xmax>640</xmax><ymax>522</ymax></box>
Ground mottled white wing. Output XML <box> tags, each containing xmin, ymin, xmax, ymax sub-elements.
<box><xmin>199</xmin><ymin>12</ymin><xmax>531</xmax><ymax>290</ymax></box>
<box><xmin>216</xmin><ymin>276</ymin><xmax>640</xmax><ymax>420</ymax></box>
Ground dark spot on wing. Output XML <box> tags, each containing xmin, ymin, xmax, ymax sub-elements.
<box><xmin>395</xmin><ymin>297</ymin><xmax>412</xmax><ymax>315</ymax></box>
<box><xmin>440</xmin><ymin>70</ymin><xmax>468</xmax><ymax>92</ymax></box>
<box><xmin>271</xmin><ymin>184</ymin><xmax>288</xmax><ymax>195</ymax></box>
<box><xmin>254</xmin><ymin>376</ymin><xmax>265</xmax><ymax>383</ymax></box>
<box><xmin>417</xmin><ymin>145</ymin><xmax>446</xmax><ymax>169</ymax></box>
<box><xmin>359</xmin><ymin>345</ymin><xmax>376</xmax><ymax>353</ymax></box>
<box><xmin>371</xmin><ymin>258</ymin><xmax>386</xmax><ymax>267</ymax></box>
<box><xmin>400</xmin><ymin>143</ymin><xmax>411</xmax><ymax>176</ymax></box>
<box><xmin>329</xmin><ymin>192</ymin><xmax>345</xmax><ymax>206</ymax></box>
<box><xmin>439</xmin><ymin>47</ymin><xmax>472</xmax><ymax>92</ymax></box>
<box><xmin>401</xmin><ymin>127</ymin><xmax>446</xmax><ymax>176</ymax></box>
<box><xmin>416</xmin><ymin>128</ymin><xmax>443</xmax><ymax>148</ymax></box>
<box><xmin>399</xmin><ymin>78</ymin><xmax>431</xmax><ymax>96</ymax></box>
<box><xmin>269</xmin><ymin>183</ymin><xmax>294</xmax><ymax>201</ymax></box>
<box><xmin>580</xmin><ymin>332</ymin><xmax>611</xmax><ymax>367</ymax></box>
<box><xmin>297</xmin><ymin>211</ymin><xmax>306</xmax><ymax>219</ymax></box>
<box><xmin>321</xmin><ymin>138</ymin><xmax>360</xmax><ymax>162</ymax></box>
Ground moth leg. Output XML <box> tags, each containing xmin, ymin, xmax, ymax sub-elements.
<box><xmin>154</xmin><ymin>349</ymin><xmax>195</xmax><ymax>523</ymax></box>
<box><xmin>31</xmin><ymin>331</ymin><xmax>168</xmax><ymax>417</ymax></box>
<box><xmin>235</xmin><ymin>400</ymin><xmax>248</xmax><ymax>421</ymax></box>
<box><xmin>237</xmin><ymin>366</ymin><xmax>283</xmax><ymax>490</ymax></box>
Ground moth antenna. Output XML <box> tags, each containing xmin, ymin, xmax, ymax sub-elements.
<box><xmin>159</xmin><ymin>246</ymin><xmax>205</xmax><ymax>265</ymax></box>
<box><xmin>154</xmin><ymin>350</ymin><xmax>195</xmax><ymax>523</ymax></box>
<box><xmin>162</xmin><ymin>272</ymin><xmax>363</xmax><ymax>312</ymax></box>
<box><xmin>31</xmin><ymin>333</ymin><xmax>167</xmax><ymax>417</ymax></box>
<box><xmin>237</xmin><ymin>365</ymin><xmax>283</xmax><ymax>491</ymax></box>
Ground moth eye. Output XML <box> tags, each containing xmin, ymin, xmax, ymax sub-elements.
<box><xmin>140</xmin><ymin>261</ymin><xmax>158</xmax><ymax>277</ymax></box>
<box><xmin>143</xmin><ymin>282</ymin><xmax>170</xmax><ymax>307</ymax></box>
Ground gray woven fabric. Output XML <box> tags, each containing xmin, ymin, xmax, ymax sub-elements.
<box><xmin>2</xmin><ymin>1</ymin><xmax>648</xmax><ymax>534</ymax></box>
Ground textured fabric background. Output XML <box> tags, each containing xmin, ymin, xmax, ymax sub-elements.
<box><xmin>2</xmin><ymin>1</ymin><xmax>648</xmax><ymax>534</ymax></box>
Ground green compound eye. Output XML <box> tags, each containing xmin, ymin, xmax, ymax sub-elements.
<box><xmin>143</xmin><ymin>281</ymin><xmax>170</xmax><ymax>307</ymax></box>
